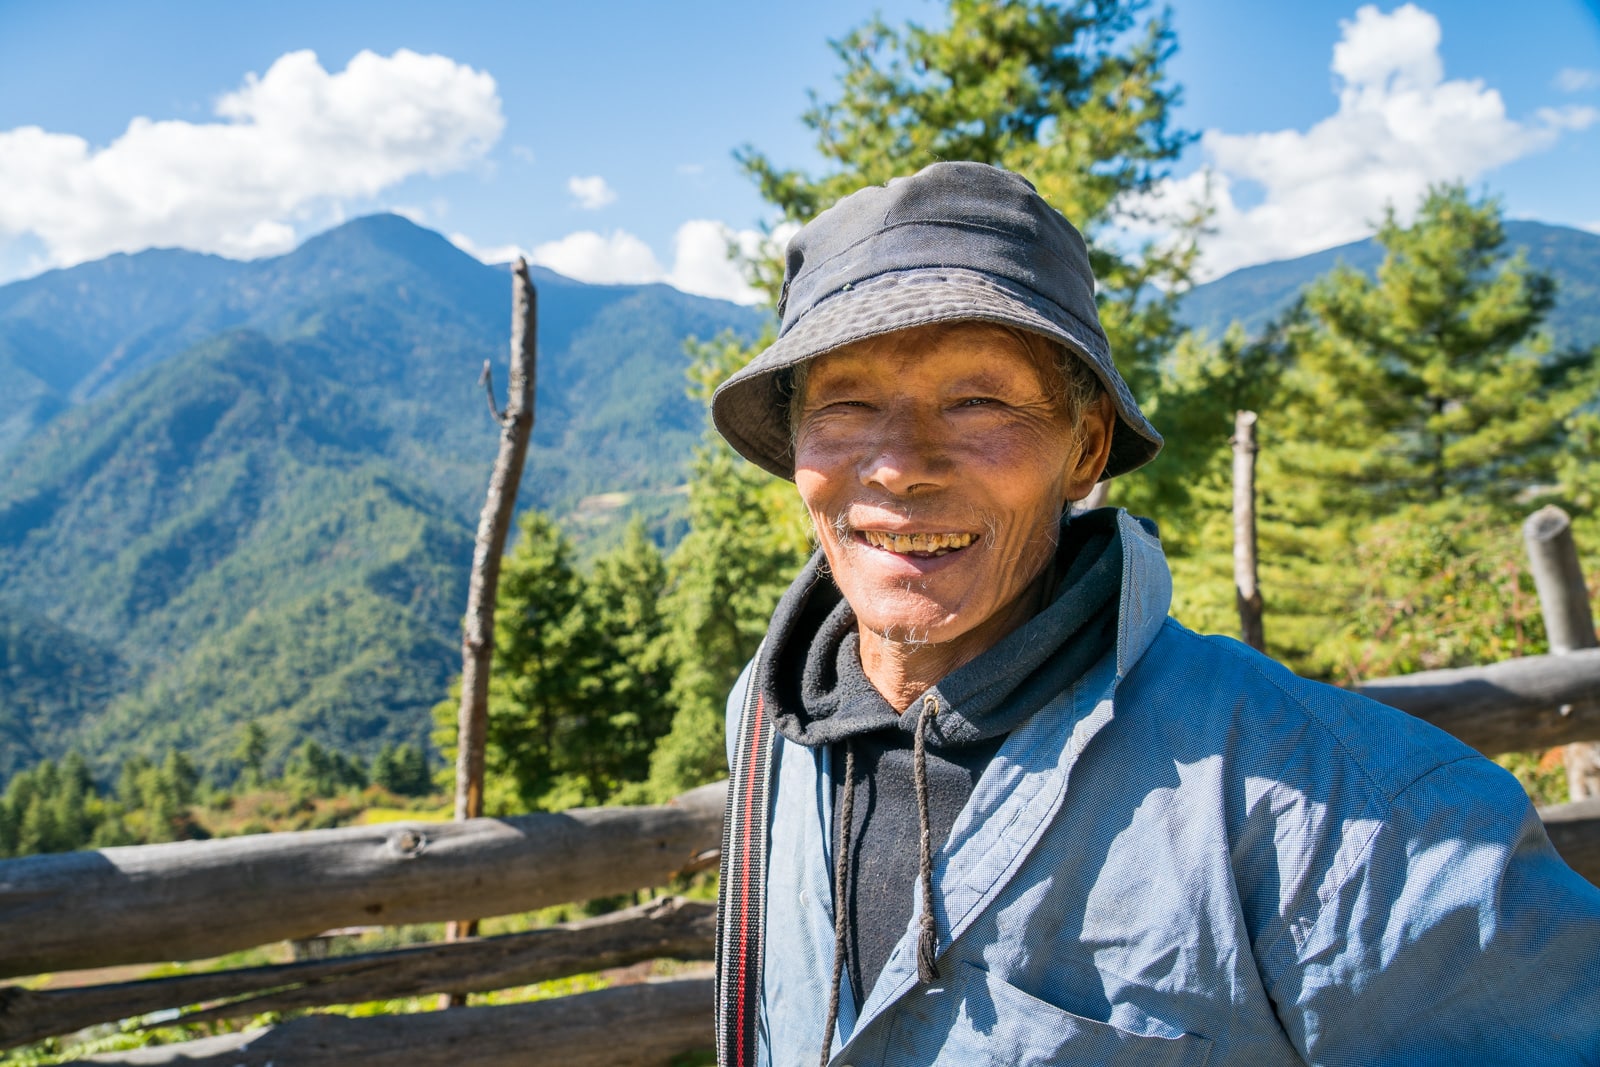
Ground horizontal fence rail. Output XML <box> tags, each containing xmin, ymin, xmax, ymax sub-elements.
<box><xmin>7</xmin><ymin>650</ymin><xmax>1600</xmax><ymax>1059</ymax></box>
<box><xmin>1353</xmin><ymin>647</ymin><xmax>1600</xmax><ymax>754</ymax></box>
<box><xmin>1</xmin><ymin>897</ymin><xmax>714</xmax><ymax>1049</ymax></box>
<box><xmin>1541</xmin><ymin>798</ymin><xmax>1600</xmax><ymax>883</ymax></box>
<box><xmin>0</xmin><ymin>782</ymin><xmax>723</xmax><ymax>980</ymax></box>
<box><xmin>54</xmin><ymin>976</ymin><xmax>713</xmax><ymax>1067</ymax></box>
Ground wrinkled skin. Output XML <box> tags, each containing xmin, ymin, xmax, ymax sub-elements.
<box><xmin>793</xmin><ymin>322</ymin><xmax>1114</xmax><ymax>710</ymax></box>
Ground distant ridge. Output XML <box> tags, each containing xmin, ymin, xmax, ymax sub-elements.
<box><xmin>1178</xmin><ymin>220</ymin><xmax>1600</xmax><ymax>350</ymax></box>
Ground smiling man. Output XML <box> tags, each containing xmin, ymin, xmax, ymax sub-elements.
<box><xmin>709</xmin><ymin>162</ymin><xmax>1600</xmax><ymax>1067</ymax></box>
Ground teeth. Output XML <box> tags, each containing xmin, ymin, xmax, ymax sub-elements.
<box><xmin>862</xmin><ymin>530</ymin><xmax>976</xmax><ymax>554</ymax></box>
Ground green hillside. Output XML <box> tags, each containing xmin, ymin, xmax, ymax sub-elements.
<box><xmin>0</xmin><ymin>216</ymin><xmax>764</xmax><ymax>781</ymax></box>
<box><xmin>0</xmin><ymin>330</ymin><xmax>469</xmax><ymax>776</ymax></box>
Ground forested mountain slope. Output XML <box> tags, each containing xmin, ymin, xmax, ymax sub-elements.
<box><xmin>0</xmin><ymin>216</ymin><xmax>763</xmax><ymax>778</ymax></box>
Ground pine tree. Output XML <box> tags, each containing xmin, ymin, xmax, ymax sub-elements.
<box><xmin>284</xmin><ymin>740</ymin><xmax>366</xmax><ymax>797</ymax></box>
<box><xmin>235</xmin><ymin>721</ymin><xmax>268</xmax><ymax>787</ymax></box>
<box><xmin>1286</xmin><ymin>183</ymin><xmax>1588</xmax><ymax>509</ymax></box>
<box><xmin>372</xmin><ymin>742</ymin><xmax>400</xmax><ymax>793</ymax></box>
<box><xmin>162</xmin><ymin>750</ymin><xmax>199</xmax><ymax>807</ymax></box>
<box><xmin>644</xmin><ymin>338</ymin><xmax>814</xmax><ymax>800</ymax></box>
<box><xmin>737</xmin><ymin>0</ymin><xmax>1200</xmax><ymax>423</ymax></box>
<box><xmin>471</xmin><ymin>510</ymin><xmax>589</xmax><ymax>811</ymax></box>
<box><xmin>1244</xmin><ymin>185</ymin><xmax>1596</xmax><ymax>680</ymax></box>
<box><xmin>563</xmin><ymin>518</ymin><xmax>674</xmax><ymax>804</ymax></box>
<box><xmin>393</xmin><ymin>742</ymin><xmax>431</xmax><ymax>797</ymax></box>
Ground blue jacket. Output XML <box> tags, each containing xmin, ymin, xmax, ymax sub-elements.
<box><xmin>725</xmin><ymin>511</ymin><xmax>1600</xmax><ymax>1065</ymax></box>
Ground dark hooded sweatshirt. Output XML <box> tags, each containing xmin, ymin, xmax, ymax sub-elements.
<box><xmin>756</xmin><ymin>508</ymin><xmax>1129</xmax><ymax>1012</ymax></box>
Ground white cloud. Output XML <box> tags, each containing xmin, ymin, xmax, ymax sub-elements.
<box><xmin>0</xmin><ymin>49</ymin><xmax>503</xmax><ymax>270</ymax></box>
<box><xmin>1122</xmin><ymin>4</ymin><xmax>1588</xmax><ymax>280</ymax></box>
<box><xmin>449</xmin><ymin>231</ymin><xmax>530</xmax><ymax>265</ymax></box>
<box><xmin>389</xmin><ymin>204</ymin><xmax>430</xmax><ymax>225</ymax></box>
<box><xmin>1536</xmin><ymin>105</ymin><xmax>1600</xmax><ymax>131</ymax></box>
<box><xmin>475</xmin><ymin>219</ymin><xmax>794</xmax><ymax>304</ymax></box>
<box><xmin>1555</xmin><ymin>68</ymin><xmax>1600</xmax><ymax>93</ymax></box>
<box><xmin>530</xmin><ymin>230</ymin><xmax>662</xmax><ymax>284</ymax></box>
<box><xmin>567</xmin><ymin>175</ymin><xmax>617</xmax><ymax>210</ymax></box>
<box><xmin>664</xmin><ymin>219</ymin><xmax>799</xmax><ymax>304</ymax></box>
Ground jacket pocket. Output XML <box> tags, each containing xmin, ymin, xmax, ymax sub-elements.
<box><xmin>900</xmin><ymin>961</ymin><xmax>1212</xmax><ymax>1067</ymax></box>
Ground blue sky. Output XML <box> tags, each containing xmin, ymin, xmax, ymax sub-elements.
<box><xmin>0</xmin><ymin>1</ymin><xmax>1596</xmax><ymax>296</ymax></box>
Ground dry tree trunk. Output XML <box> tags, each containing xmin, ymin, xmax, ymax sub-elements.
<box><xmin>447</xmin><ymin>259</ymin><xmax>537</xmax><ymax>955</ymax></box>
<box><xmin>1231</xmin><ymin>410</ymin><xmax>1264</xmax><ymax>653</ymax></box>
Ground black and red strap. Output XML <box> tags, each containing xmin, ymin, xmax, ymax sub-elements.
<box><xmin>716</xmin><ymin>648</ymin><xmax>777</xmax><ymax>1067</ymax></box>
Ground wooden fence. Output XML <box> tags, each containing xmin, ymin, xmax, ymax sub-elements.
<box><xmin>4</xmin><ymin>653</ymin><xmax>1600</xmax><ymax>1062</ymax></box>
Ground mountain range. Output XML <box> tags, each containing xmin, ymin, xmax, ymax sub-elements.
<box><xmin>1</xmin><ymin>213</ymin><xmax>1595</xmax><ymax>783</ymax></box>
<box><xmin>0</xmin><ymin>215</ymin><xmax>763</xmax><ymax>779</ymax></box>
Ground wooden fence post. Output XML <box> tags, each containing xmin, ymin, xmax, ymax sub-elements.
<box><xmin>1523</xmin><ymin>504</ymin><xmax>1600</xmax><ymax>800</ymax></box>
<box><xmin>1231</xmin><ymin>410</ymin><xmax>1264</xmax><ymax>653</ymax></box>
<box><xmin>448</xmin><ymin>259</ymin><xmax>538</xmax><ymax>957</ymax></box>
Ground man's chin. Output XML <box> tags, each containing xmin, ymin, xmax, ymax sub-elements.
<box><xmin>853</xmin><ymin>599</ymin><xmax>969</xmax><ymax>648</ymax></box>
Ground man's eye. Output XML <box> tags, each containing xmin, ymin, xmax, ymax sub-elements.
<box><xmin>958</xmin><ymin>396</ymin><xmax>1000</xmax><ymax>407</ymax></box>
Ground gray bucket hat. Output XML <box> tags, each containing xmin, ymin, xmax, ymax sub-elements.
<box><xmin>711</xmin><ymin>160</ymin><xmax>1162</xmax><ymax>481</ymax></box>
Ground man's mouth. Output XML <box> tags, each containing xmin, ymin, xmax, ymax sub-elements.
<box><xmin>859</xmin><ymin>530</ymin><xmax>977</xmax><ymax>557</ymax></box>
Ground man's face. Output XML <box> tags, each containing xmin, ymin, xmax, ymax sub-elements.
<box><xmin>793</xmin><ymin>322</ymin><xmax>1111</xmax><ymax>666</ymax></box>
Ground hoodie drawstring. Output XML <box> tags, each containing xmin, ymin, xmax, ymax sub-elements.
<box><xmin>913</xmin><ymin>694</ymin><xmax>941</xmax><ymax>985</ymax></box>
<box><xmin>819</xmin><ymin>740</ymin><xmax>856</xmax><ymax>1067</ymax></box>
<box><xmin>818</xmin><ymin>695</ymin><xmax>941</xmax><ymax>1065</ymax></box>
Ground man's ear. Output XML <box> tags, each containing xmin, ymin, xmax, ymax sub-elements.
<box><xmin>1063</xmin><ymin>393</ymin><xmax>1116</xmax><ymax>503</ymax></box>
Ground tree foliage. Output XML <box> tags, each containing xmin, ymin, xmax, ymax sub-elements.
<box><xmin>1284</xmin><ymin>184</ymin><xmax>1592</xmax><ymax>509</ymax></box>
<box><xmin>434</xmin><ymin>512</ymin><xmax>678</xmax><ymax>812</ymax></box>
<box><xmin>0</xmin><ymin>749</ymin><xmax>208</xmax><ymax>857</ymax></box>
<box><xmin>738</xmin><ymin>0</ymin><xmax>1199</xmax><ymax>401</ymax></box>
<box><xmin>372</xmin><ymin>741</ymin><xmax>433</xmax><ymax>797</ymax></box>
<box><xmin>642</xmin><ymin>335</ymin><xmax>815</xmax><ymax>799</ymax></box>
<box><xmin>1190</xmin><ymin>187</ymin><xmax>1598</xmax><ymax>698</ymax></box>
<box><xmin>0</xmin><ymin>731</ymin><xmax>445</xmax><ymax>860</ymax></box>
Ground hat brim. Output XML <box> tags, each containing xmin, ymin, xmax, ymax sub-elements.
<box><xmin>712</xmin><ymin>267</ymin><xmax>1162</xmax><ymax>481</ymax></box>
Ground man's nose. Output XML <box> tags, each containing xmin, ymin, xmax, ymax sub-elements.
<box><xmin>858</xmin><ymin>404</ymin><xmax>950</xmax><ymax>495</ymax></box>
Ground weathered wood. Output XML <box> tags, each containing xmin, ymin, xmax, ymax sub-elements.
<box><xmin>1354</xmin><ymin>647</ymin><xmax>1600</xmax><ymax>755</ymax></box>
<box><xmin>446</xmin><ymin>241</ymin><xmax>538</xmax><ymax>977</ymax></box>
<box><xmin>1540</xmin><ymin>798</ymin><xmax>1600</xmax><ymax>885</ymax></box>
<box><xmin>455</xmin><ymin>257</ymin><xmax>538</xmax><ymax>832</ymax></box>
<box><xmin>1231</xmin><ymin>410</ymin><xmax>1264</xmax><ymax>652</ymax></box>
<box><xmin>0</xmin><ymin>897</ymin><xmax>713</xmax><ymax>1048</ymax></box>
<box><xmin>1523</xmin><ymin>505</ymin><xmax>1600</xmax><ymax>800</ymax></box>
<box><xmin>1525</xmin><ymin>507</ymin><xmax>1600</xmax><ymax>654</ymax></box>
<box><xmin>61</xmin><ymin>977</ymin><xmax>712</xmax><ymax>1067</ymax></box>
<box><xmin>0</xmin><ymin>783</ymin><xmax>723</xmax><ymax>980</ymax></box>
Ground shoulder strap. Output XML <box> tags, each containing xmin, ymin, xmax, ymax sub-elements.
<box><xmin>716</xmin><ymin>646</ymin><xmax>778</xmax><ymax>1067</ymax></box>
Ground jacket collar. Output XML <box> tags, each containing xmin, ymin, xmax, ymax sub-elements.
<box><xmin>837</xmin><ymin>509</ymin><xmax>1173</xmax><ymax>1047</ymax></box>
